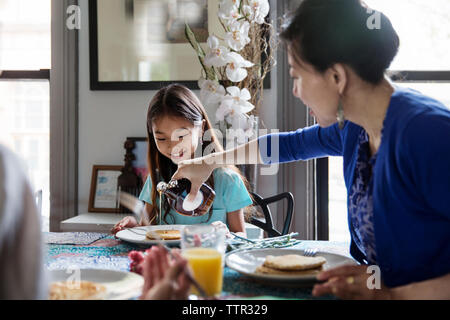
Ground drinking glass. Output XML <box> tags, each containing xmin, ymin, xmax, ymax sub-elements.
<box><xmin>181</xmin><ymin>224</ymin><xmax>226</xmax><ymax>298</ymax></box>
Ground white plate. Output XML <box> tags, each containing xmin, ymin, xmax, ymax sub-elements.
<box><xmin>115</xmin><ymin>225</ymin><xmax>187</xmax><ymax>246</ymax></box>
<box><xmin>225</xmin><ymin>248</ymin><xmax>357</xmax><ymax>286</ymax></box>
<box><xmin>48</xmin><ymin>268</ymin><xmax>144</xmax><ymax>300</ymax></box>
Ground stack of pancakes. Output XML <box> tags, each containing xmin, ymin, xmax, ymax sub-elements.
<box><xmin>49</xmin><ymin>281</ymin><xmax>107</xmax><ymax>300</ymax></box>
<box><xmin>145</xmin><ymin>229</ymin><xmax>181</xmax><ymax>240</ymax></box>
<box><xmin>255</xmin><ymin>254</ymin><xmax>327</xmax><ymax>275</ymax></box>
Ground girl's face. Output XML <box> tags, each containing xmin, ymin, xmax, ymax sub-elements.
<box><xmin>152</xmin><ymin>115</ymin><xmax>204</xmax><ymax>164</ymax></box>
<box><xmin>288</xmin><ymin>51</ymin><xmax>340</xmax><ymax>127</ymax></box>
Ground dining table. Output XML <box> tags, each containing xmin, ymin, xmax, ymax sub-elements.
<box><xmin>44</xmin><ymin>231</ymin><xmax>353</xmax><ymax>300</ymax></box>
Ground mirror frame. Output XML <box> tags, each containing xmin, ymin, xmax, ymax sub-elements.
<box><xmin>89</xmin><ymin>0</ymin><xmax>270</xmax><ymax>91</ymax></box>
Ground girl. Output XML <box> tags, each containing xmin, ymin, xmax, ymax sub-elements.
<box><xmin>112</xmin><ymin>84</ymin><xmax>252</xmax><ymax>236</ymax></box>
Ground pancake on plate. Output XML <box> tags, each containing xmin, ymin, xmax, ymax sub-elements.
<box><xmin>255</xmin><ymin>264</ymin><xmax>323</xmax><ymax>276</ymax></box>
<box><xmin>49</xmin><ymin>281</ymin><xmax>107</xmax><ymax>300</ymax></box>
<box><xmin>255</xmin><ymin>254</ymin><xmax>327</xmax><ymax>275</ymax></box>
<box><xmin>145</xmin><ymin>229</ymin><xmax>181</xmax><ymax>240</ymax></box>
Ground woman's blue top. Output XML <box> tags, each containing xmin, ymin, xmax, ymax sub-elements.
<box><xmin>258</xmin><ymin>87</ymin><xmax>450</xmax><ymax>287</ymax></box>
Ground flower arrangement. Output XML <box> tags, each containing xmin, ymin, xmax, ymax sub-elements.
<box><xmin>185</xmin><ymin>0</ymin><xmax>276</xmax><ymax>145</ymax></box>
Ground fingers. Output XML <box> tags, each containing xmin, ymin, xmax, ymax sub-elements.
<box><xmin>317</xmin><ymin>264</ymin><xmax>364</xmax><ymax>281</ymax></box>
<box><xmin>187</xmin><ymin>183</ymin><xmax>201</xmax><ymax>202</ymax></box>
<box><xmin>313</xmin><ymin>275</ymin><xmax>366</xmax><ymax>300</ymax></box>
<box><xmin>112</xmin><ymin>216</ymin><xmax>137</xmax><ymax>234</ymax></box>
<box><xmin>313</xmin><ymin>277</ymin><xmax>354</xmax><ymax>299</ymax></box>
<box><xmin>166</xmin><ymin>253</ymin><xmax>188</xmax><ymax>282</ymax></box>
<box><xmin>170</xmin><ymin>168</ymin><xmax>183</xmax><ymax>182</ymax></box>
<box><xmin>142</xmin><ymin>246</ymin><xmax>166</xmax><ymax>293</ymax></box>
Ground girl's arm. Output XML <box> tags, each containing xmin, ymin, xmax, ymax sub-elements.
<box><xmin>141</xmin><ymin>203</ymin><xmax>157</xmax><ymax>225</ymax></box>
<box><xmin>226</xmin><ymin>209</ymin><xmax>247</xmax><ymax>237</ymax></box>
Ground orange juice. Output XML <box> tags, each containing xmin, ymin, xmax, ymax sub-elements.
<box><xmin>183</xmin><ymin>247</ymin><xmax>223</xmax><ymax>296</ymax></box>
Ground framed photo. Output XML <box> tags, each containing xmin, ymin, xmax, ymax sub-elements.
<box><xmin>89</xmin><ymin>0</ymin><xmax>220</xmax><ymax>90</ymax></box>
<box><xmin>126</xmin><ymin>137</ymin><xmax>148</xmax><ymax>184</ymax></box>
<box><xmin>88</xmin><ymin>165</ymin><xmax>123</xmax><ymax>213</ymax></box>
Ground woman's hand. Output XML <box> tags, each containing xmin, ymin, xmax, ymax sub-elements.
<box><xmin>312</xmin><ymin>265</ymin><xmax>392</xmax><ymax>300</ymax></box>
<box><xmin>171</xmin><ymin>158</ymin><xmax>217</xmax><ymax>202</ymax></box>
<box><xmin>111</xmin><ymin>216</ymin><xmax>138</xmax><ymax>235</ymax></box>
<box><xmin>140</xmin><ymin>246</ymin><xmax>191</xmax><ymax>300</ymax></box>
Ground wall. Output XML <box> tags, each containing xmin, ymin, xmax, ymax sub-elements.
<box><xmin>77</xmin><ymin>0</ymin><xmax>278</xmax><ymax>214</ymax></box>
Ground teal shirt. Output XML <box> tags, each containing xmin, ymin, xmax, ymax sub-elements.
<box><xmin>138</xmin><ymin>168</ymin><xmax>253</xmax><ymax>225</ymax></box>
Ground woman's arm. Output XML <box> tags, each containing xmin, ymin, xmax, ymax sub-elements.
<box><xmin>172</xmin><ymin>124</ymin><xmax>345</xmax><ymax>200</ymax></box>
<box><xmin>171</xmin><ymin>139</ymin><xmax>260</xmax><ymax>202</ymax></box>
<box><xmin>390</xmin><ymin>272</ymin><xmax>450</xmax><ymax>300</ymax></box>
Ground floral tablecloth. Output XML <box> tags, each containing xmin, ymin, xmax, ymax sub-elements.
<box><xmin>45</xmin><ymin>233</ymin><xmax>352</xmax><ymax>300</ymax></box>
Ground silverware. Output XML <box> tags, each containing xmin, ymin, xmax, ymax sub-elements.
<box><xmin>118</xmin><ymin>191</ymin><xmax>210</xmax><ymax>299</ymax></box>
<box><xmin>303</xmin><ymin>248</ymin><xmax>318</xmax><ymax>257</ymax></box>
<box><xmin>118</xmin><ymin>190</ymin><xmax>152</xmax><ymax>224</ymax></box>
<box><xmin>230</xmin><ymin>232</ymin><xmax>256</xmax><ymax>244</ymax></box>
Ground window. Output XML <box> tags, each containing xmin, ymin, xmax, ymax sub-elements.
<box><xmin>327</xmin><ymin>0</ymin><xmax>450</xmax><ymax>241</ymax></box>
<box><xmin>0</xmin><ymin>0</ymin><xmax>51</xmax><ymax>231</ymax></box>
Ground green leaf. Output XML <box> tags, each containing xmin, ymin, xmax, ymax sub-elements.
<box><xmin>184</xmin><ymin>23</ymin><xmax>217</xmax><ymax>81</ymax></box>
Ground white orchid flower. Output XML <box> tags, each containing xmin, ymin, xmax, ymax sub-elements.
<box><xmin>225</xmin><ymin>52</ymin><xmax>254</xmax><ymax>82</ymax></box>
<box><xmin>220</xmin><ymin>86</ymin><xmax>255</xmax><ymax>115</ymax></box>
<box><xmin>198</xmin><ymin>78</ymin><xmax>226</xmax><ymax>107</ymax></box>
<box><xmin>218</xmin><ymin>0</ymin><xmax>241</xmax><ymax>24</ymax></box>
<box><xmin>204</xmin><ymin>35</ymin><xmax>229</xmax><ymax>67</ymax></box>
<box><xmin>227</xmin><ymin>113</ymin><xmax>257</xmax><ymax>144</ymax></box>
<box><xmin>215</xmin><ymin>102</ymin><xmax>231</xmax><ymax>122</ymax></box>
<box><xmin>224</xmin><ymin>21</ymin><xmax>251</xmax><ymax>52</ymax></box>
<box><xmin>244</xmin><ymin>0</ymin><xmax>270</xmax><ymax>24</ymax></box>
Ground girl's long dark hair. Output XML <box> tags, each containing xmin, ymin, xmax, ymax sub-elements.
<box><xmin>146</xmin><ymin>84</ymin><xmax>251</xmax><ymax>224</ymax></box>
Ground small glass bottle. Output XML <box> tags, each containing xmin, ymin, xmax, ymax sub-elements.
<box><xmin>156</xmin><ymin>179</ymin><xmax>215</xmax><ymax>217</ymax></box>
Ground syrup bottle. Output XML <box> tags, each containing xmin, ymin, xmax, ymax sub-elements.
<box><xmin>156</xmin><ymin>179</ymin><xmax>215</xmax><ymax>217</ymax></box>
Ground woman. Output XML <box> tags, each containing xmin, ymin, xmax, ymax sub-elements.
<box><xmin>169</xmin><ymin>0</ymin><xmax>450</xmax><ymax>299</ymax></box>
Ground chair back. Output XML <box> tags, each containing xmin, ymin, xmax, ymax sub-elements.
<box><xmin>248</xmin><ymin>191</ymin><xmax>294</xmax><ymax>237</ymax></box>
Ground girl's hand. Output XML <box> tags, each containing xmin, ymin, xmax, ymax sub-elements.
<box><xmin>140</xmin><ymin>246</ymin><xmax>191</xmax><ymax>300</ymax></box>
<box><xmin>111</xmin><ymin>216</ymin><xmax>138</xmax><ymax>234</ymax></box>
<box><xmin>171</xmin><ymin>159</ymin><xmax>216</xmax><ymax>202</ymax></box>
<box><xmin>312</xmin><ymin>265</ymin><xmax>392</xmax><ymax>300</ymax></box>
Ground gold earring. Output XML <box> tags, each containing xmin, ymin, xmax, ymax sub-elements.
<box><xmin>336</xmin><ymin>100</ymin><xmax>345</xmax><ymax>130</ymax></box>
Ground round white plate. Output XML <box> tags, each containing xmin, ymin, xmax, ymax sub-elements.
<box><xmin>48</xmin><ymin>268</ymin><xmax>144</xmax><ymax>300</ymax></box>
<box><xmin>225</xmin><ymin>248</ymin><xmax>357</xmax><ymax>286</ymax></box>
<box><xmin>115</xmin><ymin>225</ymin><xmax>187</xmax><ymax>246</ymax></box>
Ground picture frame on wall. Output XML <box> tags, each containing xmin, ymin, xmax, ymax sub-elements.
<box><xmin>89</xmin><ymin>0</ymin><xmax>219</xmax><ymax>90</ymax></box>
<box><xmin>88</xmin><ymin>165</ymin><xmax>123</xmax><ymax>213</ymax></box>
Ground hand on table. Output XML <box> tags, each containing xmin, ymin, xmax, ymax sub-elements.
<box><xmin>140</xmin><ymin>246</ymin><xmax>191</xmax><ymax>300</ymax></box>
<box><xmin>312</xmin><ymin>265</ymin><xmax>392</xmax><ymax>300</ymax></box>
<box><xmin>111</xmin><ymin>216</ymin><xmax>138</xmax><ymax>235</ymax></box>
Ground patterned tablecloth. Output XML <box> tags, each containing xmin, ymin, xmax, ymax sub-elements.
<box><xmin>45</xmin><ymin>233</ymin><xmax>352</xmax><ymax>300</ymax></box>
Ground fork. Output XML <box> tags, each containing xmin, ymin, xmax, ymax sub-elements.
<box><xmin>119</xmin><ymin>190</ymin><xmax>148</xmax><ymax>224</ymax></box>
<box><xmin>303</xmin><ymin>248</ymin><xmax>318</xmax><ymax>257</ymax></box>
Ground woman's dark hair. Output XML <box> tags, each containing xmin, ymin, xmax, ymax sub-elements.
<box><xmin>280</xmin><ymin>0</ymin><xmax>399</xmax><ymax>84</ymax></box>
<box><xmin>146</xmin><ymin>84</ymin><xmax>251</xmax><ymax>224</ymax></box>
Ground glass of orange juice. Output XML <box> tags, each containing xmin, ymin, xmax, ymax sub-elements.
<box><xmin>181</xmin><ymin>224</ymin><xmax>226</xmax><ymax>298</ymax></box>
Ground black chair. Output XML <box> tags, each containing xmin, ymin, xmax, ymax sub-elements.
<box><xmin>248</xmin><ymin>191</ymin><xmax>294</xmax><ymax>238</ymax></box>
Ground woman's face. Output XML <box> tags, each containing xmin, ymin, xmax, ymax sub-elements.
<box><xmin>288</xmin><ymin>52</ymin><xmax>340</xmax><ymax>127</ymax></box>
<box><xmin>152</xmin><ymin>115</ymin><xmax>203</xmax><ymax>164</ymax></box>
